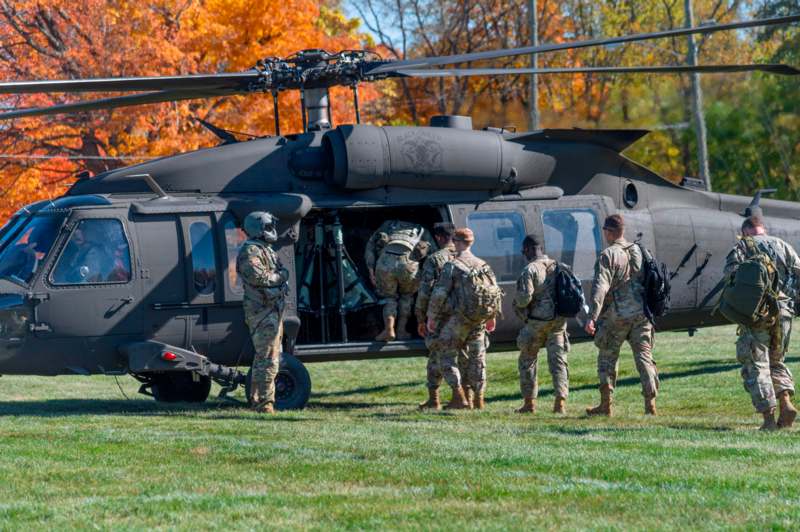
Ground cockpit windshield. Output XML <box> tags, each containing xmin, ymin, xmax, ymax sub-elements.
<box><xmin>0</xmin><ymin>214</ymin><xmax>65</xmax><ymax>286</ymax></box>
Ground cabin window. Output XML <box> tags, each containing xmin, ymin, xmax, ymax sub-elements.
<box><xmin>542</xmin><ymin>208</ymin><xmax>601</xmax><ymax>279</ymax></box>
<box><xmin>51</xmin><ymin>218</ymin><xmax>131</xmax><ymax>285</ymax></box>
<box><xmin>189</xmin><ymin>221</ymin><xmax>217</xmax><ymax>296</ymax></box>
<box><xmin>624</xmin><ymin>182</ymin><xmax>639</xmax><ymax>208</ymax></box>
<box><xmin>465</xmin><ymin>211</ymin><xmax>526</xmax><ymax>281</ymax></box>
<box><xmin>222</xmin><ymin>215</ymin><xmax>246</xmax><ymax>294</ymax></box>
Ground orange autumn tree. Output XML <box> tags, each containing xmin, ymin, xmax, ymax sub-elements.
<box><xmin>0</xmin><ymin>0</ymin><xmax>374</xmax><ymax>220</ymax></box>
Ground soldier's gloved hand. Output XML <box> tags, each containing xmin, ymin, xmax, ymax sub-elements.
<box><xmin>426</xmin><ymin>317</ymin><xmax>436</xmax><ymax>334</ymax></box>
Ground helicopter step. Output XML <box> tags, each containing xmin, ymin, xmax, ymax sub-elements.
<box><xmin>296</xmin><ymin>339</ymin><xmax>427</xmax><ymax>362</ymax></box>
<box><xmin>121</xmin><ymin>341</ymin><xmax>311</xmax><ymax>409</ymax></box>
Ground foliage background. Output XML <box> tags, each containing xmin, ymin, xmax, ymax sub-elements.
<box><xmin>0</xmin><ymin>0</ymin><xmax>797</xmax><ymax>218</ymax></box>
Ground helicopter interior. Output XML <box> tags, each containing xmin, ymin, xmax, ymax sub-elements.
<box><xmin>294</xmin><ymin>206</ymin><xmax>446</xmax><ymax>345</ymax></box>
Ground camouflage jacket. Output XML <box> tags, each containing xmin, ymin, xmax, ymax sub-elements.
<box><xmin>427</xmin><ymin>249</ymin><xmax>496</xmax><ymax>321</ymax></box>
<box><xmin>365</xmin><ymin>220</ymin><xmax>433</xmax><ymax>270</ymax></box>
<box><xmin>589</xmin><ymin>237</ymin><xmax>644</xmax><ymax>321</ymax></box>
<box><xmin>236</xmin><ymin>239</ymin><xmax>288</xmax><ymax>311</ymax></box>
<box><xmin>724</xmin><ymin>234</ymin><xmax>800</xmax><ymax>314</ymax></box>
<box><xmin>513</xmin><ymin>255</ymin><xmax>557</xmax><ymax>321</ymax></box>
<box><xmin>415</xmin><ymin>242</ymin><xmax>456</xmax><ymax>322</ymax></box>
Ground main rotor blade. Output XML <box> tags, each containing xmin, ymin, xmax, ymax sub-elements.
<box><xmin>0</xmin><ymin>89</ymin><xmax>232</xmax><ymax>120</ymax></box>
<box><xmin>0</xmin><ymin>72</ymin><xmax>260</xmax><ymax>95</ymax></box>
<box><xmin>398</xmin><ymin>63</ymin><xmax>800</xmax><ymax>78</ymax></box>
<box><xmin>367</xmin><ymin>14</ymin><xmax>800</xmax><ymax>74</ymax></box>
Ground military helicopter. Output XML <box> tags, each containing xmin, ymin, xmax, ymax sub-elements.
<box><xmin>0</xmin><ymin>14</ymin><xmax>797</xmax><ymax>409</ymax></box>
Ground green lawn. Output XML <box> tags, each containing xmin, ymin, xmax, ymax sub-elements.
<box><xmin>1</xmin><ymin>325</ymin><xmax>799</xmax><ymax>530</ymax></box>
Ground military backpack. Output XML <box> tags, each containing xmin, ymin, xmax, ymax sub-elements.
<box><xmin>554</xmin><ymin>263</ymin><xmax>585</xmax><ymax>318</ymax></box>
<box><xmin>719</xmin><ymin>237</ymin><xmax>779</xmax><ymax>328</ymax></box>
<box><xmin>454</xmin><ymin>259</ymin><xmax>504</xmax><ymax>322</ymax></box>
<box><xmin>638</xmin><ymin>243</ymin><xmax>671</xmax><ymax>323</ymax></box>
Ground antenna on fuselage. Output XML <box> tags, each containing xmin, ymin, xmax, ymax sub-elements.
<box><xmin>743</xmin><ymin>188</ymin><xmax>777</xmax><ymax>218</ymax></box>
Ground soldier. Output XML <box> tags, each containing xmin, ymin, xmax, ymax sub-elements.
<box><xmin>584</xmin><ymin>214</ymin><xmax>659</xmax><ymax>416</ymax></box>
<box><xmin>237</xmin><ymin>211</ymin><xmax>289</xmax><ymax>414</ymax></box>
<box><xmin>514</xmin><ymin>234</ymin><xmax>569</xmax><ymax>414</ymax></box>
<box><xmin>427</xmin><ymin>228</ymin><xmax>500</xmax><ymax>410</ymax></box>
<box><xmin>724</xmin><ymin>215</ymin><xmax>799</xmax><ymax>430</ymax></box>
<box><xmin>366</xmin><ymin>220</ymin><xmax>433</xmax><ymax>341</ymax></box>
<box><xmin>415</xmin><ymin>222</ymin><xmax>457</xmax><ymax>410</ymax></box>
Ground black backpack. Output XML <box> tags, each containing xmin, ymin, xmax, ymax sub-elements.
<box><xmin>554</xmin><ymin>263</ymin><xmax>585</xmax><ymax>318</ymax></box>
<box><xmin>638</xmin><ymin>244</ymin><xmax>670</xmax><ymax>323</ymax></box>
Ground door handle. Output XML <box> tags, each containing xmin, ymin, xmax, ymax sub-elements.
<box><xmin>120</xmin><ymin>296</ymin><xmax>135</xmax><ymax>304</ymax></box>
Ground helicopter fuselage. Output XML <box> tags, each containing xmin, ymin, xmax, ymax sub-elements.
<box><xmin>0</xmin><ymin>123</ymin><xmax>797</xmax><ymax>405</ymax></box>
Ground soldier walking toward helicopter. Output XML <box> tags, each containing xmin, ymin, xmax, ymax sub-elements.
<box><xmin>237</xmin><ymin>211</ymin><xmax>290</xmax><ymax>414</ymax></box>
<box><xmin>513</xmin><ymin>234</ymin><xmax>570</xmax><ymax>414</ymax></box>
<box><xmin>584</xmin><ymin>214</ymin><xmax>659</xmax><ymax>416</ymax></box>
<box><xmin>415</xmin><ymin>222</ymin><xmax>457</xmax><ymax>410</ymax></box>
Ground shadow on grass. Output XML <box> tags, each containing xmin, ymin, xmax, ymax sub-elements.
<box><xmin>308</xmin><ymin>401</ymin><xmax>407</xmax><ymax>410</ymax></box>
<box><xmin>0</xmin><ymin>398</ymin><xmax>239</xmax><ymax>417</ymax></box>
<box><xmin>488</xmin><ymin>360</ymin><xmax>742</xmax><ymax>402</ymax></box>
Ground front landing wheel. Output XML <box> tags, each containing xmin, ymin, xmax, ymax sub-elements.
<box><xmin>245</xmin><ymin>352</ymin><xmax>311</xmax><ymax>410</ymax></box>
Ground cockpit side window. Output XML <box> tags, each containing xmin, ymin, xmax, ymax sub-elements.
<box><xmin>222</xmin><ymin>214</ymin><xmax>246</xmax><ymax>295</ymax></box>
<box><xmin>51</xmin><ymin>219</ymin><xmax>132</xmax><ymax>285</ymax></box>
<box><xmin>0</xmin><ymin>214</ymin><xmax>65</xmax><ymax>286</ymax></box>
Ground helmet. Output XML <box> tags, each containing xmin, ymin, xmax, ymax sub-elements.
<box><xmin>243</xmin><ymin>211</ymin><xmax>279</xmax><ymax>243</ymax></box>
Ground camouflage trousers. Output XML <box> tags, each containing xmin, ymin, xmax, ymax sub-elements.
<box><xmin>736</xmin><ymin>314</ymin><xmax>795</xmax><ymax>413</ymax></box>
<box><xmin>245</xmin><ymin>303</ymin><xmax>285</xmax><ymax>409</ymax></box>
<box><xmin>594</xmin><ymin>313</ymin><xmax>658</xmax><ymax>398</ymax></box>
<box><xmin>517</xmin><ymin>317</ymin><xmax>569</xmax><ymax>399</ymax></box>
<box><xmin>376</xmin><ymin>251</ymin><xmax>420</xmax><ymax>321</ymax></box>
<box><xmin>428</xmin><ymin>315</ymin><xmax>487</xmax><ymax>393</ymax></box>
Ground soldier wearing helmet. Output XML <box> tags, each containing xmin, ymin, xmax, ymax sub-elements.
<box><xmin>237</xmin><ymin>211</ymin><xmax>289</xmax><ymax>413</ymax></box>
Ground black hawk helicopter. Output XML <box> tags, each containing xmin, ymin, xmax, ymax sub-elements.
<box><xmin>0</xmin><ymin>14</ymin><xmax>797</xmax><ymax>409</ymax></box>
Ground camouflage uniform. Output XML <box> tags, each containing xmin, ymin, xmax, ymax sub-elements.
<box><xmin>589</xmin><ymin>238</ymin><xmax>659</xmax><ymax>398</ymax></box>
<box><xmin>365</xmin><ymin>220</ymin><xmax>433</xmax><ymax>324</ymax></box>
<box><xmin>415</xmin><ymin>242</ymin><xmax>456</xmax><ymax>390</ymax></box>
<box><xmin>724</xmin><ymin>235</ymin><xmax>800</xmax><ymax>413</ymax></box>
<box><xmin>514</xmin><ymin>255</ymin><xmax>569</xmax><ymax>400</ymax></box>
<box><xmin>237</xmin><ymin>239</ymin><xmax>288</xmax><ymax>410</ymax></box>
<box><xmin>427</xmin><ymin>249</ymin><xmax>495</xmax><ymax>395</ymax></box>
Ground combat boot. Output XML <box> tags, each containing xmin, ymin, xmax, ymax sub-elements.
<box><xmin>553</xmin><ymin>396</ymin><xmax>566</xmax><ymax>414</ymax></box>
<box><xmin>760</xmin><ymin>408</ymin><xmax>778</xmax><ymax>431</ymax></box>
<box><xmin>473</xmin><ymin>390</ymin><xmax>485</xmax><ymax>410</ymax></box>
<box><xmin>375</xmin><ymin>316</ymin><xmax>396</xmax><ymax>342</ymax></box>
<box><xmin>463</xmin><ymin>386</ymin><xmax>474</xmax><ymax>409</ymax></box>
<box><xmin>395</xmin><ymin>316</ymin><xmax>412</xmax><ymax>340</ymax></box>
<box><xmin>644</xmin><ymin>396</ymin><xmax>657</xmax><ymax>416</ymax></box>
<box><xmin>586</xmin><ymin>385</ymin><xmax>613</xmax><ymax>417</ymax></box>
<box><xmin>444</xmin><ymin>386</ymin><xmax>470</xmax><ymax>409</ymax></box>
<box><xmin>254</xmin><ymin>402</ymin><xmax>274</xmax><ymax>414</ymax></box>
<box><xmin>777</xmin><ymin>391</ymin><xmax>797</xmax><ymax>428</ymax></box>
<box><xmin>516</xmin><ymin>394</ymin><xmax>535</xmax><ymax>413</ymax></box>
<box><xmin>418</xmin><ymin>388</ymin><xmax>441</xmax><ymax>410</ymax></box>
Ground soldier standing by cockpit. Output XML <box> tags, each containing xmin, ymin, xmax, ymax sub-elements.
<box><xmin>237</xmin><ymin>211</ymin><xmax>289</xmax><ymax>414</ymax></box>
<box><xmin>365</xmin><ymin>220</ymin><xmax>433</xmax><ymax>341</ymax></box>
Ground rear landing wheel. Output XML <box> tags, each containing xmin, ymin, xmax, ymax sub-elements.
<box><xmin>151</xmin><ymin>372</ymin><xmax>212</xmax><ymax>403</ymax></box>
<box><xmin>245</xmin><ymin>352</ymin><xmax>311</xmax><ymax>410</ymax></box>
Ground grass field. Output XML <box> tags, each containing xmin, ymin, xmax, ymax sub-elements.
<box><xmin>1</xmin><ymin>324</ymin><xmax>799</xmax><ymax>530</ymax></box>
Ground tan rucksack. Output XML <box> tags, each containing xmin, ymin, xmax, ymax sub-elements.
<box><xmin>454</xmin><ymin>259</ymin><xmax>503</xmax><ymax>322</ymax></box>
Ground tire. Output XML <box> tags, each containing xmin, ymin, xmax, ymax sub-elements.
<box><xmin>151</xmin><ymin>372</ymin><xmax>212</xmax><ymax>403</ymax></box>
<box><xmin>245</xmin><ymin>352</ymin><xmax>311</xmax><ymax>410</ymax></box>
